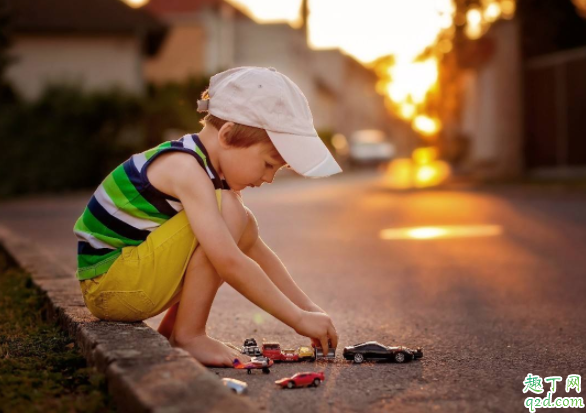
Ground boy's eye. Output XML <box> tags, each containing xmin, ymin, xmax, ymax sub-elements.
<box><xmin>265</xmin><ymin>162</ymin><xmax>273</xmax><ymax>168</ymax></box>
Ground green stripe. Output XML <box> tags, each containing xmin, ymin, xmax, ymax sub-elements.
<box><xmin>101</xmin><ymin>180</ymin><xmax>166</xmax><ymax>225</ymax></box>
<box><xmin>111</xmin><ymin>165</ymin><xmax>170</xmax><ymax>220</ymax></box>
<box><xmin>81</xmin><ymin>209</ymin><xmax>139</xmax><ymax>248</ymax></box>
<box><xmin>77</xmin><ymin>249</ymin><xmax>121</xmax><ymax>268</ymax></box>
<box><xmin>76</xmin><ymin>253</ymin><xmax>121</xmax><ymax>280</ymax></box>
<box><xmin>194</xmin><ymin>146</ymin><xmax>206</xmax><ymax>162</ymax></box>
<box><xmin>144</xmin><ymin>141</ymin><xmax>171</xmax><ymax>160</ymax></box>
<box><xmin>73</xmin><ymin>215</ymin><xmax>122</xmax><ymax>247</ymax></box>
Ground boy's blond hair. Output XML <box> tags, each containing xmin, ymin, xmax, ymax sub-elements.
<box><xmin>200</xmin><ymin>90</ymin><xmax>285</xmax><ymax>163</ymax></box>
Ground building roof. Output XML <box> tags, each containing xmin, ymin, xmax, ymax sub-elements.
<box><xmin>5</xmin><ymin>0</ymin><xmax>168</xmax><ymax>55</ymax></box>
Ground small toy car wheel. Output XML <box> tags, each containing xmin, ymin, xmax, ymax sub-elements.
<box><xmin>247</xmin><ymin>369</ymin><xmax>252</xmax><ymax>375</ymax></box>
<box><xmin>262</xmin><ymin>368</ymin><xmax>270</xmax><ymax>374</ymax></box>
<box><xmin>394</xmin><ymin>352</ymin><xmax>406</xmax><ymax>363</ymax></box>
<box><xmin>353</xmin><ymin>353</ymin><xmax>364</xmax><ymax>364</ymax></box>
<box><xmin>313</xmin><ymin>378</ymin><xmax>321</xmax><ymax>387</ymax></box>
<box><xmin>287</xmin><ymin>381</ymin><xmax>295</xmax><ymax>389</ymax></box>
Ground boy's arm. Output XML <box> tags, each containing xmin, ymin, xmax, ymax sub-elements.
<box><xmin>242</xmin><ymin>231</ymin><xmax>324</xmax><ymax>314</ymax></box>
<box><xmin>173</xmin><ymin>163</ymin><xmax>302</xmax><ymax>327</ymax></box>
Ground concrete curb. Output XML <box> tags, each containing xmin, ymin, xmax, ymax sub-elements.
<box><xmin>0</xmin><ymin>225</ymin><xmax>254</xmax><ymax>413</ymax></box>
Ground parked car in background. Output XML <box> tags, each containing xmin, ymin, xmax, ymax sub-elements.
<box><xmin>347</xmin><ymin>129</ymin><xmax>395</xmax><ymax>166</ymax></box>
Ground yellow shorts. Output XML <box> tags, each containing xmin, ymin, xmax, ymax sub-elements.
<box><xmin>79</xmin><ymin>190</ymin><xmax>223</xmax><ymax>322</ymax></box>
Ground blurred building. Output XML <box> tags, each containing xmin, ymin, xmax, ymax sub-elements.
<box><xmin>456</xmin><ymin>0</ymin><xmax>586</xmax><ymax>179</ymax></box>
<box><xmin>143</xmin><ymin>0</ymin><xmax>392</xmax><ymax>139</ymax></box>
<box><xmin>520</xmin><ymin>0</ymin><xmax>586</xmax><ymax>177</ymax></box>
<box><xmin>4</xmin><ymin>0</ymin><xmax>166</xmax><ymax>100</ymax></box>
<box><xmin>458</xmin><ymin>19</ymin><xmax>524</xmax><ymax>179</ymax></box>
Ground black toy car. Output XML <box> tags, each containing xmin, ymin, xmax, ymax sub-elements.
<box><xmin>241</xmin><ymin>338</ymin><xmax>262</xmax><ymax>356</ymax></box>
<box><xmin>343</xmin><ymin>341</ymin><xmax>423</xmax><ymax>364</ymax></box>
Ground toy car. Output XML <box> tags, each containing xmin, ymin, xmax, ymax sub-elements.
<box><xmin>312</xmin><ymin>341</ymin><xmax>336</xmax><ymax>359</ymax></box>
<box><xmin>260</xmin><ymin>342</ymin><xmax>303</xmax><ymax>362</ymax></box>
<box><xmin>221</xmin><ymin>378</ymin><xmax>248</xmax><ymax>394</ymax></box>
<box><xmin>262</xmin><ymin>342</ymin><xmax>316</xmax><ymax>362</ymax></box>
<box><xmin>275</xmin><ymin>371</ymin><xmax>325</xmax><ymax>389</ymax></box>
<box><xmin>233</xmin><ymin>356</ymin><xmax>274</xmax><ymax>374</ymax></box>
<box><xmin>343</xmin><ymin>341</ymin><xmax>423</xmax><ymax>364</ymax></box>
<box><xmin>241</xmin><ymin>338</ymin><xmax>262</xmax><ymax>356</ymax></box>
<box><xmin>262</xmin><ymin>342</ymin><xmax>288</xmax><ymax>361</ymax></box>
<box><xmin>297</xmin><ymin>346</ymin><xmax>315</xmax><ymax>361</ymax></box>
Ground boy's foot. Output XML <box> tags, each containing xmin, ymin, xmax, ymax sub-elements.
<box><xmin>170</xmin><ymin>334</ymin><xmax>251</xmax><ymax>367</ymax></box>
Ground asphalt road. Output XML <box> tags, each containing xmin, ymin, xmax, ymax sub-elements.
<box><xmin>1</xmin><ymin>170</ymin><xmax>585</xmax><ymax>412</ymax></box>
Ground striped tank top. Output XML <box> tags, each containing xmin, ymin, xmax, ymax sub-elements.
<box><xmin>73</xmin><ymin>134</ymin><xmax>229</xmax><ymax>281</ymax></box>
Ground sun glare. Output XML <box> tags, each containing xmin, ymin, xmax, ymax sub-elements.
<box><xmin>226</xmin><ymin>0</ymin><xmax>303</xmax><ymax>26</ymax></box>
<box><xmin>123</xmin><ymin>0</ymin><xmax>149</xmax><ymax>8</ymax></box>
<box><xmin>380</xmin><ymin>225</ymin><xmax>504</xmax><ymax>240</ymax></box>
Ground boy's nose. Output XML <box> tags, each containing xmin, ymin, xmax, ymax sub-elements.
<box><xmin>263</xmin><ymin>172</ymin><xmax>276</xmax><ymax>184</ymax></box>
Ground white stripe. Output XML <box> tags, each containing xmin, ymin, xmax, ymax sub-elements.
<box><xmin>167</xmin><ymin>199</ymin><xmax>184</xmax><ymax>212</ymax></box>
<box><xmin>183</xmin><ymin>134</ymin><xmax>196</xmax><ymax>151</ymax></box>
<box><xmin>74</xmin><ymin>229</ymin><xmax>116</xmax><ymax>250</ymax></box>
<box><xmin>204</xmin><ymin>165</ymin><xmax>214</xmax><ymax>179</ymax></box>
<box><xmin>132</xmin><ymin>152</ymin><xmax>148</xmax><ymax>172</ymax></box>
<box><xmin>95</xmin><ymin>185</ymin><xmax>160</xmax><ymax>231</ymax></box>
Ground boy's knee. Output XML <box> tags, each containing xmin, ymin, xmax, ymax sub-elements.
<box><xmin>238</xmin><ymin>207</ymin><xmax>259</xmax><ymax>252</ymax></box>
<box><xmin>220</xmin><ymin>190</ymin><xmax>248</xmax><ymax>241</ymax></box>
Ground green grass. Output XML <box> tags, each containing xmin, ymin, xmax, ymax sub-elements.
<box><xmin>0</xmin><ymin>251</ymin><xmax>116</xmax><ymax>413</ymax></box>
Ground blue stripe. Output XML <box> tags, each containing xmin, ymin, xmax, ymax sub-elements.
<box><xmin>78</xmin><ymin>241</ymin><xmax>115</xmax><ymax>256</ymax></box>
<box><xmin>123</xmin><ymin>158</ymin><xmax>147</xmax><ymax>192</ymax></box>
<box><xmin>191</xmin><ymin>134</ymin><xmax>211</xmax><ymax>159</ymax></box>
<box><xmin>88</xmin><ymin>196</ymin><xmax>151</xmax><ymax>241</ymax></box>
<box><xmin>191</xmin><ymin>134</ymin><xmax>225</xmax><ymax>190</ymax></box>
<box><xmin>122</xmin><ymin>160</ymin><xmax>178</xmax><ymax>217</ymax></box>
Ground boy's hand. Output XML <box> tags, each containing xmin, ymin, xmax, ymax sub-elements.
<box><xmin>294</xmin><ymin>311</ymin><xmax>338</xmax><ymax>356</ymax></box>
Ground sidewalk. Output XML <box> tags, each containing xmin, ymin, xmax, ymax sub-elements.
<box><xmin>0</xmin><ymin>196</ymin><xmax>253</xmax><ymax>412</ymax></box>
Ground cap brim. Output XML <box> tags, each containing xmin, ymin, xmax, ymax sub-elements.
<box><xmin>266</xmin><ymin>130</ymin><xmax>343</xmax><ymax>178</ymax></box>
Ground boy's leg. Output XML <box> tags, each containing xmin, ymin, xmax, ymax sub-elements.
<box><xmin>157</xmin><ymin>302</ymin><xmax>179</xmax><ymax>339</ymax></box>
<box><xmin>169</xmin><ymin>191</ymin><xmax>258</xmax><ymax>367</ymax></box>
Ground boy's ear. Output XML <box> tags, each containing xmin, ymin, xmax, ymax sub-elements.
<box><xmin>218</xmin><ymin>122</ymin><xmax>235</xmax><ymax>148</ymax></box>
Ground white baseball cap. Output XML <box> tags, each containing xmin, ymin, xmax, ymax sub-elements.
<box><xmin>197</xmin><ymin>66</ymin><xmax>342</xmax><ymax>178</ymax></box>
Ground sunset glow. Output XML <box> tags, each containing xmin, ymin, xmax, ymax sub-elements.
<box><xmin>224</xmin><ymin>0</ymin><xmax>516</xmax><ymax>140</ymax></box>
<box><xmin>379</xmin><ymin>225</ymin><xmax>504</xmax><ymax>240</ymax></box>
<box><xmin>227</xmin><ymin>0</ymin><xmax>456</xmax><ymax>64</ymax></box>
<box><xmin>123</xmin><ymin>0</ymin><xmax>149</xmax><ymax>8</ymax></box>
<box><xmin>384</xmin><ymin>147</ymin><xmax>451</xmax><ymax>189</ymax></box>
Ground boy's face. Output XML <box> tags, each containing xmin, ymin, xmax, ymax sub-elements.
<box><xmin>219</xmin><ymin>139</ymin><xmax>288</xmax><ymax>192</ymax></box>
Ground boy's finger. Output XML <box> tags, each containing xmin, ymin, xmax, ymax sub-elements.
<box><xmin>320</xmin><ymin>337</ymin><xmax>329</xmax><ymax>356</ymax></box>
<box><xmin>328</xmin><ymin>326</ymin><xmax>338</xmax><ymax>350</ymax></box>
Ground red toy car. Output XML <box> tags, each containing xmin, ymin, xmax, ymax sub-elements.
<box><xmin>275</xmin><ymin>372</ymin><xmax>325</xmax><ymax>389</ymax></box>
<box><xmin>262</xmin><ymin>342</ymin><xmax>300</xmax><ymax>362</ymax></box>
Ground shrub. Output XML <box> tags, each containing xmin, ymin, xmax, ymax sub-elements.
<box><xmin>0</xmin><ymin>84</ymin><xmax>143</xmax><ymax>197</ymax></box>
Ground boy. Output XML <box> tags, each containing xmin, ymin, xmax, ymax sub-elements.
<box><xmin>74</xmin><ymin>67</ymin><xmax>340</xmax><ymax>367</ymax></box>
